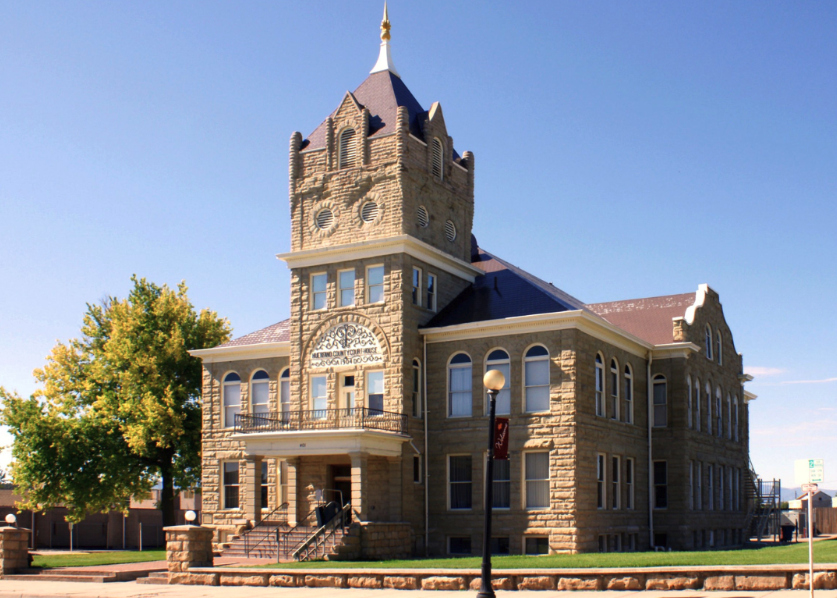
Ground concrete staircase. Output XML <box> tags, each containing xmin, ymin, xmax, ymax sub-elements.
<box><xmin>222</xmin><ymin>523</ymin><xmax>313</xmax><ymax>560</ymax></box>
<box><xmin>5</xmin><ymin>567</ymin><xmax>161</xmax><ymax>583</ymax></box>
<box><xmin>136</xmin><ymin>571</ymin><xmax>170</xmax><ymax>585</ymax></box>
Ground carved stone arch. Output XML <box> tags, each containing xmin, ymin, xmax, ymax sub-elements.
<box><xmin>302</xmin><ymin>313</ymin><xmax>392</xmax><ymax>371</ymax></box>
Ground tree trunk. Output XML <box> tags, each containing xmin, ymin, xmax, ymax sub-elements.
<box><xmin>160</xmin><ymin>458</ymin><xmax>176</xmax><ymax>527</ymax></box>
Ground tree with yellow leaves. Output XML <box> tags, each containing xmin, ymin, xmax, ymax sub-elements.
<box><xmin>0</xmin><ymin>276</ymin><xmax>230</xmax><ymax>525</ymax></box>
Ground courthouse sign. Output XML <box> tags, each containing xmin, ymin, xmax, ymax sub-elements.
<box><xmin>310</xmin><ymin>323</ymin><xmax>384</xmax><ymax>368</ymax></box>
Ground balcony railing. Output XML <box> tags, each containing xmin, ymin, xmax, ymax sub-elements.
<box><xmin>234</xmin><ymin>408</ymin><xmax>407</xmax><ymax>435</ymax></box>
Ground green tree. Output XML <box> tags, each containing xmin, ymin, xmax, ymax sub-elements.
<box><xmin>0</xmin><ymin>276</ymin><xmax>230</xmax><ymax>525</ymax></box>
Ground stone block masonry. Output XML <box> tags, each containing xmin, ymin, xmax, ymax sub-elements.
<box><xmin>165</xmin><ymin>525</ymin><xmax>214</xmax><ymax>573</ymax></box>
<box><xmin>171</xmin><ymin>563</ymin><xmax>837</xmax><ymax>590</ymax></box>
<box><xmin>0</xmin><ymin>526</ymin><xmax>31</xmax><ymax>576</ymax></box>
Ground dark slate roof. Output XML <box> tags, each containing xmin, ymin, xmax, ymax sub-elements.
<box><xmin>302</xmin><ymin>71</ymin><xmax>461</xmax><ymax>160</ymax></box>
<box><xmin>586</xmin><ymin>293</ymin><xmax>696</xmax><ymax>345</ymax></box>
<box><xmin>303</xmin><ymin>71</ymin><xmax>425</xmax><ymax>150</ymax></box>
<box><xmin>216</xmin><ymin>319</ymin><xmax>290</xmax><ymax>348</ymax></box>
<box><xmin>425</xmin><ymin>249</ymin><xmax>588</xmax><ymax>328</ymax></box>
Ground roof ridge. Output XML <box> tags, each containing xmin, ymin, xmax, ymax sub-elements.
<box><xmin>586</xmin><ymin>291</ymin><xmax>695</xmax><ymax>308</ymax></box>
<box><xmin>481</xmin><ymin>249</ymin><xmax>589</xmax><ymax>312</ymax></box>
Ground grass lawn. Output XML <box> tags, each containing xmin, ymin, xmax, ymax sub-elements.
<box><xmin>32</xmin><ymin>550</ymin><xmax>167</xmax><ymax>569</ymax></box>
<box><xmin>245</xmin><ymin>539</ymin><xmax>837</xmax><ymax>570</ymax></box>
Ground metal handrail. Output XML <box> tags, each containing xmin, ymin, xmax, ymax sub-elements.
<box><xmin>235</xmin><ymin>407</ymin><xmax>407</xmax><ymax>435</ymax></box>
<box><xmin>243</xmin><ymin>502</ymin><xmax>289</xmax><ymax>558</ymax></box>
<box><xmin>291</xmin><ymin>503</ymin><xmax>352</xmax><ymax>562</ymax></box>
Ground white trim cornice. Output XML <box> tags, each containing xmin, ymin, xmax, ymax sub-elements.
<box><xmin>421</xmin><ymin>310</ymin><xmax>655</xmax><ymax>358</ymax></box>
<box><xmin>189</xmin><ymin>342</ymin><xmax>290</xmax><ymax>363</ymax></box>
<box><xmin>234</xmin><ymin>428</ymin><xmax>408</xmax><ymax>457</ymax></box>
<box><xmin>276</xmin><ymin>235</ymin><xmax>482</xmax><ymax>282</ymax></box>
<box><xmin>651</xmin><ymin>342</ymin><xmax>701</xmax><ymax>360</ymax></box>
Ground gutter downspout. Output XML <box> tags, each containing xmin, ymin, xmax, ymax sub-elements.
<box><xmin>647</xmin><ymin>351</ymin><xmax>654</xmax><ymax>549</ymax></box>
<box><xmin>423</xmin><ymin>334</ymin><xmax>429</xmax><ymax>558</ymax></box>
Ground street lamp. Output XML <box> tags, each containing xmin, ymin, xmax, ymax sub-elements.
<box><xmin>478</xmin><ymin>369</ymin><xmax>506</xmax><ymax>598</ymax></box>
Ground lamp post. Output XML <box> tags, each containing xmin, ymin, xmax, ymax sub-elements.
<box><xmin>478</xmin><ymin>369</ymin><xmax>506</xmax><ymax>598</ymax></box>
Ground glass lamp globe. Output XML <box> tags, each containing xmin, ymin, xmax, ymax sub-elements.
<box><xmin>185</xmin><ymin>510</ymin><xmax>197</xmax><ymax>523</ymax></box>
<box><xmin>5</xmin><ymin>513</ymin><xmax>16</xmax><ymax>525</ymax></box>
<box><xmin>483</xmin><ymin>369</ymin><xmax>506</xmax><ymax>392</ymax></box>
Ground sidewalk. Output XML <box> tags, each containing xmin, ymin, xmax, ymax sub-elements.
<box><xmin>2</xmin><ymin>583</ymin><xmax>837</xmax><ymax>598</ymax></box>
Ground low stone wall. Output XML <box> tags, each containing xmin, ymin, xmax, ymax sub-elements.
<box><xmin>169</xmin><ymin>564</ymin><xmax>837</xmax><ymax>590</ymax></box>
<box><xmin>0</xmin><ymin>526</ymin><xmax>31</xmax><ymax>577</ymax></box>
<box><xmin>164</xmin><ymin>525</ymin><xmax>213</xmax><ymax>573</ymax></box>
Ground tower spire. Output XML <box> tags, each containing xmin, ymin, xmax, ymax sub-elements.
<box><xmin>370</xmin><ymin>1</ymin><xmax>400</xmax><ymax>78</ymax></box>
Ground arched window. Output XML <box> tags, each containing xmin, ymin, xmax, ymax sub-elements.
<box><xmin>448</xmin><ymin>353</ymin><xmax>472</xmax><ymax>417</ymax></box>
<box><xmin>251</xmin><ymin>370</ymin><xmax>270</xmax><ymax>416</ymax></box>
<box><xmin>623</xmin><ymin>364</ymin><xmax>633</xmax><ymax>424</ymax></box>
<box><xmin>726</xmin><ymin>394</ymin><xmax>732</xmax><ymax>439</ymax></box>
<box><xmin>524</xmin><ymin>346</ymin><xmax>550</xmax><ymax>412</ymax></box>
<box><xmin>486</xmin><ymin>349</ymin><xmax>510</xmax><ymax>415</ymax></box>
<box><xmin>412</xmin><ymin>359</ymin><xmax>422</xmax><ymax>418</ymax></box>
<box><xmin>279</xmin><ymin>369</ymin><xmax>290</xmax><ymax>421</ymax></box>
<box><xmin>653</xmin><ymin>375</ymin><xmax>667</xmax><ymax>427</ymax></box>
<box><xmin>715</xmin><ymin>387</ymin><xmax>723</xmax><ymax>438</ymax></box>
<box><xmin>431</xmin><ymin>138</ymin><xmax>444</xmax><ymax>180</ymax></box>
<box><xmin>705</xmin><ymin>325</ymin><xmax>713</xmax><ymax>360</ymax></box>
<box><xmin>223</xmin><ymin>372</ymin><xmax>241</xmax><ymax>428</ymax></box>
<box><xmin>693</xmin><ymin>378</ymin><xmax>701</xmax><ymax>431</ymax></box>
<box><xmin>705</xmin><ymin>381</ymin><xmax>712</xmax><ymax>434</ymax></box>
<box><xmin>609</xmin><ymin>359</ymin><xmax>619</xmax><ymax>421</ymax></box>
<box><xmin>338</xmin><ymin>128</ymin><xmax>357</xmax><ymax>168</ymax></box>
<box><xmin>594</xmin><ymin>353</ymin><xmax>605</xmax><ymax>416</ymax></box>
<box><xmin>716</xmin><ymin>331</ymin><xmax>723</xmax><ymax>365</ymax></box>
<box><xmin>733</xmin><ymin>397</ymin><xmax>739</xmax><ymax>441</ymax></box>
<box><xmin>686</xmin><ymin>376</ymin><xmax>692</xmax><ymax>429</ymax></box>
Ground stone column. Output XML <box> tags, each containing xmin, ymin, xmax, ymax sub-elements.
<box><xmin>387</xmin><ymin>456</ymin><xmax>402</xmax><ymax>521</ymax></box>
<box><xmin>0</xmin><ymin>527</ymin><xmax>31</xmax><ymax>575</ymax></box>
<box><xmin>164</xmin><ymin>525</ymin><xmax>213</xmax><ymax>572</ymax></box>
<box><xmin>243</xmin><ymin>457</ymin><xmax>262</xmax><ymax>524</ymax></box>
<box><xmin>350</xmin><ymin>452</ymin><xmax>369</xmax><ymax>522</ymax></box>
<box><xmin>285</xmin><ymin>458</ymin><xmax>299</xmax><ymax>526</ymax></box>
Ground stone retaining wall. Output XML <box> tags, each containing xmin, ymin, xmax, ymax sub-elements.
<box><xmin>169</xmin><ymin>564</ymin><xmax>837</xmax><ymax>590</ymax></box>
<box><xmin>0</xmin><ymin>527</ymin><xmax>31</xmax><ymax>576</ymax></box>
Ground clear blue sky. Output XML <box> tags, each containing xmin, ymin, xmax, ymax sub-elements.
<box><xmin>1</xmin><ymin>2</ymin><xmax>835</xmax><ymax>488</ymax></box>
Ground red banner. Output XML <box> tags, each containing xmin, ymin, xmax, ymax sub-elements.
<box><xmin>494</xmin><ymin>418</ymin><xmax>510</xmax><ymax>460</ymax></box>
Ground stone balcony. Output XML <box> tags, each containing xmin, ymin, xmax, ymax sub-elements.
<box><xmin>232</xmin><ymin>408</ymin><xmax>409</xmax><ymax>458</ymax></box>
<box><xmin>234</xmin><ymin>408</ymin><xmax>407</xmax><ymax>436</ymax></box>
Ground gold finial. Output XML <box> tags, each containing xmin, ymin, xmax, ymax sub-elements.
<box><xmin>380</xmin><ymin>2</ymin><xmax>391</xmax><ymax>41</ymax></box>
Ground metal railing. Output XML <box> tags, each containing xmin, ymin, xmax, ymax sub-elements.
<box><xmin>243</xmin><ymin>502</ymin><xmax>289</xmax><ymax>559</ymax></box>
<box><xmin>291</xmin><ymin>503</ymin><xmax>352</xmax><ymax>562</ymax></box>
<box><xmin>235</xmin><ymin>408</ymin><xmax>407</xmax><ymax>435</ymax></box>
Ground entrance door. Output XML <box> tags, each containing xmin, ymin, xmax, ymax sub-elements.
<box><xmin>330</xmin><ymin>464</ymin><xmax>352</xmax><ymax>508</ymax></box>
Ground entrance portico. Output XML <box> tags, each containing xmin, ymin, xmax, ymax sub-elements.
<box><xmin>235</xmin><ymin>415</ymin><xmax>408</xmax><ymax>526</ymax></box>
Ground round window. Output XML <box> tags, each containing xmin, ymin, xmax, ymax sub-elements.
<box><xmin>417</xmin><ymin>206</ymin><xmax>429</xmax><ymax>228</ymax></box>
<box><xmin>315</xmin><ymin>209</ymin><xmax>334</xmax><ymax>230</ymax></box>
<box><xmin>361</xmin><ymin>201</ymin><xmax>379</xmax><ymax>223</ymax></box>
<box><xmin>445</xmin><ymin>219</ymin><xmax>457</xmax><ymax>242</ymax></box>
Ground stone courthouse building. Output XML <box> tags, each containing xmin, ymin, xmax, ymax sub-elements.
<box><xmin>191</xmin><ymin>9</ymin><xmax>755</xmax><ymax>556</ymax></box>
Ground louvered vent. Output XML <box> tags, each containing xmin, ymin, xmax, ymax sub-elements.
<box><xmin>444</xmin><ymin>219</ymin><xmax>456</xmax><ymax>242</ymax></box>
<box><xmin>417</xmin><ymin>206</ymin><xmax>429</xmax><ymax>228</ymax></box>
<box><xmin>316</xmin><ymin>209</ymin><xmax>334</xmax><ymax>230</ymax></box>
<box><xmin>361</xmin><ymin>201</ymin><xmax>378</xmax><ymax>223</ymax></box>
<box><xmin>431</xmin><ymin>138</ymin><xmax>443</xmax><ymax>180</ymax></box>
<box><xmin>339</xmin><ymin>128</ymin><xmax>357</xmax><ymax>168</ymax></box>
